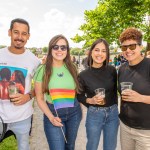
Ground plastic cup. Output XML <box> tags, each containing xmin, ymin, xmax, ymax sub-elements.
<box><xmin>120</xmin><ymin>82</ymin><xmax>133</xmax><ymax>91</ymax></box>
<box><xmin>94</xmin><ymin>88</ymin><xmax>106</xmax><ymax>105</ymax></box>
<box><xmin>8</xmin><ymin>85</ymin><xmax>18</xmax><ymax>96</ymax></box>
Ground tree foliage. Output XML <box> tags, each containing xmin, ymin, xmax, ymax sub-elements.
<box><xmin>0</xmin><ymin>45</ymin><xmax>6</xmax><ymax>49</ymax></box>
<box><xmin>72</xmin><ymin>0</ymin><xmax>150</xmax><ymax>50</ymax></box>
<box><xmin>70</xmin><ymin>48</ymin><xmax>84</xmax><ymax>56</ymax></box>
<box><xmin>42</xmin><ymin>47</ymin><xmax>48</xmax><ymax>53</ymax></box>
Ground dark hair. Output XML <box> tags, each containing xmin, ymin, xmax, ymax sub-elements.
<box><xmin>10</xmin><ymin>18</ymin><xmax>30</xmax><ymax>33</ymax></box>
<box><xmin>0</xmin><ymin>68</ymin><xmax>11</xmax><ymax>81</ymax></box>
<box><xmin>119</xmin><ymin>27</ymin><xmax>142</xmax><ymax>45</ymax></box>
<box><xmin>42</xmin><ymin>34</ymin><xmax>80</xmax><ymax>93</ymax></box>
<box><xmin>88</xmin><ymin>38</ymin><xmax>110</xmax><ymax>67</ymax></box>
<box><xmin>12</xmin><ymin>70</ymin><xmax>25</xmax><ymax>87</ymax></box>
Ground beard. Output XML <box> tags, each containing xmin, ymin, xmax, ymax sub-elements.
<box><xmin>14</xmin><ymin>39</ymin><xmax>25</xmax><ymax>49</ymax></box>
<box><xmin>14</xmin><ymin>45</ymin><xmax>23</xmax><ymax>49</ymax></box>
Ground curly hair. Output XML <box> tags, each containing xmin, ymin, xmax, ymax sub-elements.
<box><xmin>119</xmin><ymin>27</ymin><xmax>142</xmax><ymax>44</ymax></box>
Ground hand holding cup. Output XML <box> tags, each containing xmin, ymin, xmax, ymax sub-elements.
<box><xmin>120</xmin><ymin>82</ymin><xmax>133</xmax><ymax>101</ymax></box>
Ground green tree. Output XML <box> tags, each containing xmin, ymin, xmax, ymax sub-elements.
<box><xmin>70</xmin><ymin>48</ymin><xmax>84</xmax><ymax>56</ymax></box>
<box><xmin>72</xmin><ymin>0</ymin><xmax>150</xmax><ymax>50</ymax></box>
<box><xmin>42</xmin><ymin>47</ymin><xmax>48</xmax><ymax>54</ymax></box>
<box><xmin>0</xmin><ymin>45</ymin><xmax>6</xmax><ymax>49</ymax></box>
<box><xmin>30</xmin><ymin>47</ymin><xmax>37</xmax><ymax>54</ymax></box>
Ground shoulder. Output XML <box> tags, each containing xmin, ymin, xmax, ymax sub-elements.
<box><xmin>25</xmin><ymin>50</ymin><xmax>41</xmax><ymax>64</ymax></box>
<box><xmin>105</xmin><ymin>65</ymin><xmax>117</xmax><ymax>73</ymax></box>
<box><xmin>36</xmin><ymin>64</ymin><xmax>45</xmax><ymax>71</ymax></box>
<box><xmin>144</xmin><ymin>57</ymin><xmax>150</xmax><ymax>63</ymax></box>
<box><xmin>0</xmin><ymin>47</ymin><xmax>7</xmax><ymax>54</ymax></box>
<box><xmin>79</xmin><ymin>68</ymin><xmax>90</xmax><ymax>76</ymax></box>
<box><xmin>118</xmin><ymin>62</ymin><xmax>128</xmax><ymax>74</ymax></box>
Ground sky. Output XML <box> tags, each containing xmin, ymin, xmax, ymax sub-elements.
<box><xmin>0</xmin><ymin>0</ymin><xmax>98</xmax><ymax>48</ymax></box>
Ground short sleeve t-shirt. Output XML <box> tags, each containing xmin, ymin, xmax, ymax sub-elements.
<box><xmin>34</xmin><ymin>64</ymin><xmax>76</xmax><ymax>109</ymax></box>
<box><xmin>0</xmin><ymin>47</ymin><xmax>40</xmax><ymax>123</ymax></box>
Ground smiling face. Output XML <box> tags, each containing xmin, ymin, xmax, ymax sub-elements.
<box><xmin>121</xmin><ymin>39</ymin><xmax>143</xmax><ymax>65</ymax></box>
<box><xmin>8</xmin><ymin>22</ymin><xmax>30</xmax><ymax>52</ymax></box>
<box><xmin>52</xmin><ymin>39</ymin><xmax>68</xmax><ymax>64</ymax></box>
<box><xmin>91</xmin><ymin>42</ymin><xmax>107</xmax><ymax>68</ymax></box>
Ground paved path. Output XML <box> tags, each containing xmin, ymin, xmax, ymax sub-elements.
<box><xmin>30</xmin><ymin>101</ymin><xmax>121</xmax><ymax>150</ymax></box>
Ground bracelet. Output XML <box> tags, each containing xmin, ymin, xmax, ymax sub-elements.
<box><xmin>28</xmin><ymin>92</ymin><xmax>33</xmax><ymax>100</ymax></box>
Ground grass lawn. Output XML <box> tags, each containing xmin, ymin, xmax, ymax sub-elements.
<box><xmin>0</xmin><ymin>136</ymin><xmax>17</xmax><ymax>150</ymax></box>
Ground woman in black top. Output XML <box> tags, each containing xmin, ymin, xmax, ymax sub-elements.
<box><xmin>118</xmin><ymin>27</ymin><xmax>150</xmax><ymax>149</ymax></box>
<box><xmin>77</xmin><ymin>38</ymin><xmax>119</xmax><ymax>150</ymax></box>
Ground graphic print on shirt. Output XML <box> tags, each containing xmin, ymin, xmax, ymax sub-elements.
<box><xmin>50</xmin><ymin>89</ymin><xmax>75</xmax><ymax>110</ymax></box>
<box><xmin>0</xmin><ymin>66</ymin><xmax>27</xmax><ymax>100</ymax></box>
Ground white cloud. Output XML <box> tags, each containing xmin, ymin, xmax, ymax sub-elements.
<box><xmin>28</xmin><ymin>8</ymin><xmax>84</xmax><ymax>48</ymax></box>
<box><xmin>0</xmin><ymin>0</ymin><xmax>98</xmax><ymax>48</ymax></box>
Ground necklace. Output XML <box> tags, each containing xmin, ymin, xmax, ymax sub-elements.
<box><xmin>57</xmin><ymin>72</ymin><xmax>64</xmax><ymax>77</ymax></box>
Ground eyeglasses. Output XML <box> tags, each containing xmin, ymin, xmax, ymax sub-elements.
<box><xmin>52</xmin><ymin>45</ymin><xmax>67</xmax><ymax>51</ymax></box>
<box><xmin>120</xmin><ymin>44</ymin><xmax>140</xmax><ymax>51</ymax></box>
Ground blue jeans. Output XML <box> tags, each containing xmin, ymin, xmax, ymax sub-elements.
<box><xmin>86</xmin><ymin>104</ymin><xmax>119</xmax><ymax>150</ymax></box>
<box><xmin>44</xmin><ymin>100</ymin><xmax>82</xmax><ymax>150</ymax></box>
<box><xmin>7</xmin><ymin>116</ymin><xmax>32</xmax><ymax>150</ymax></box>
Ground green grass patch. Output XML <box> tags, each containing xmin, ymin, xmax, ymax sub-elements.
<box><xmin>0</xmin><ymin>136</ymin><xmax>17</xmax><ymax>150</ymax></box>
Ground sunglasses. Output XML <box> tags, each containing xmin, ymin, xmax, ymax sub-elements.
<box><xmin>52</xmin><ymin>45</ymin><xmax>67</xmax><ymax>51</ymax></box>
<box><xmin>120</xmin><ymin>44</ymin><xmax>140</xmax><ymax>51</ymax></box>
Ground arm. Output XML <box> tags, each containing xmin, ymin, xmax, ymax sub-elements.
<box><xmin>122</xmin><ymin>89</ymin><xmax>150</xmax><ymax>104</ymax></box>
<box><xmin>34</xmin><ymin>82</ymin><xmax>63</xmax><ymax>127</ymax></box>
<box><xmin>77</xmin><ymin>75</ymin><xmax>104</xmax><ymax>106</ymax></box>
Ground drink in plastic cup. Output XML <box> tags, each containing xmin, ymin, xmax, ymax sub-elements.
<box><xmin>120</xmin><ymin>82</ymin><xmax>133</xmax><ymax>94</ymax></box>
<box><xmin>8</xmin><ymin>84</ymin><xmax>18</xmax><ymax>96</ymax></box>
<box><xmin>95</xmin><ymin>88</ymin><xmax>106</xmax><ymax>105</ymax></box>
<box><xmin>120</xmin><ymin>82</ymin><xmax>133</xmax><ymax>91</ymax></box>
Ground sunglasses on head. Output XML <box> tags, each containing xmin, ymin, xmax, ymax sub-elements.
<box><xmin>120</xmin><ymin>43</ymin><xmax>141</xmax><ymax>51</ymax></box>
<box><xmin>52</xmin><ymin>45</ymin><xmax>67</xmax><ymax>51</ymax></box>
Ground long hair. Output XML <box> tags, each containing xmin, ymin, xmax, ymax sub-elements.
<box><xmin>43</xmin><ymin>34</ymin><xmax>80</xmax><ymax>94</ymax></box>
<box><xmin>13</xmin><ymin>70</ymin><xmax>25</xmax><ymax>87</ymax></box>
<box><xmin>88</xmin><ymin>38</ymin><xmax>110</xmax><ymax>68</ymax></box>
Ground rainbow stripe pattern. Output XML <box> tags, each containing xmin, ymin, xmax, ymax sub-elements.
<box><xmin>50</xmin><ymin>89</ymin><xmax>75</xmax><ymax>110</ymax></box>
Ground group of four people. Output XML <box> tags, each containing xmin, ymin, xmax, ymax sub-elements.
<box><xmin>0</xmin><ymin>18</ymin><xmax>150</xmax><ymax>150</ymax></box>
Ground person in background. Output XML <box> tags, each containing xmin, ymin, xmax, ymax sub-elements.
<box><xmin>34</xmin><ymin>34</ymin><xmax>82</xmax><ymax>150</ymax></box>
<box><xmin>41</xmin><ymin>55</ymin><xmax>47</xmax><ymax>64</ymax></box>
<box><xmin>118</xmin><ymin>27</ymin><xmax>150</xmax><ymax>150</ymax></box>
<box><xmin>81</xmin><ymin>49</ymin><xmax>89</xmax><ymax>69</ymax></box>
<box><xmin>120</xmin><ymin>53</ymin><xmax>127</xmax><ymax>65</ymax></box>
<box><xmin>0</xmin><ymin>18</ymin><xmax>40</xmax><ymax>150</ymax></box>
<box><xmin>77</xmin><ymin>38</ymin><xmax>119</xmax><ymax>150</ymax></box>
<box><xmin>113</xmin><ymin>55</ymin><xmax>118</xmax><ymax>67</ymax></box>
<box><xmin>71</xmin><ymin>55</ymin><xmax>76</xmax><ymax>63</ymax></box>
<box><xmin>146</xmin><ymin>51</ymin><xmax>150</xmax><ymax>58</ymax></box>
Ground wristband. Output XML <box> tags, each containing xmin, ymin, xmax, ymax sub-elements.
<box><xmin>28</xmin><ymin>92</ymin><xmax>33</xmax><ymax>100</ymax></box>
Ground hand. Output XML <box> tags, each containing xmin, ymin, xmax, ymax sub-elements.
<box><xmin>87</xmin><ymin>95</ymin><xmax>105</xmax><ymax>105</ymax></box>
<box><xmin>50</xmin><ymin>116</ymin><xmax>63</xmax><ymax>127</ymax></box>
<box><xmin>121</xmin><ymin>89</ymin><xmax>142</xmax><ymax>102</ymax></box>
<box><xmin>9</xmin><ymin>93</ymin><xmax>30</xmax><ymax>105</ymax></box>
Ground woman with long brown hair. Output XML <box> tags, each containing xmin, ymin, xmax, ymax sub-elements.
<box><xmin>34</xmin><ymin>35</ymin><xmax>82</xmax><ymax>150</ymax></box>
<box><xmin>77</xmin><ymin>38</ymin><xmax>119</xmax><ymax>150</ymax></box>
